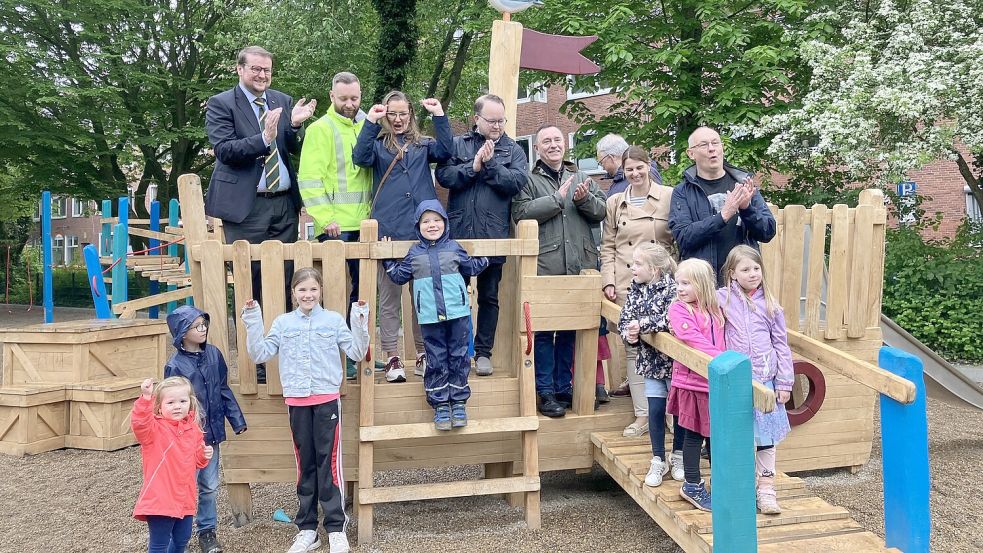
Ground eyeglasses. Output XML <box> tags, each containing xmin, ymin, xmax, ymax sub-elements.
<box><xmin>386</xmin><ymin>111</ymin><xmax>410</xmax><ymax>120</ymax></box>
<box><xmin>243</xmin><ymin>65</ymin><xmax>272</xmax><ymax>76</ymax></box>
<box><xmin>477</xmin><ymin>115</ymin><xmax>507</xmax><ymax>127</ymax></box>
<box><xmin>193</xmin><ymin>323</ymin><xmax>209</xmax><ymax>332</ymax></box>
<box><xmin>598</xmin><ymin>153</ymin><xmax>613</xmax><ymax>165</ymax></box>
<box><xmin>690</xmin><ymin>140</ymin><xmax>722</xmax><ymax>151</ymax></box>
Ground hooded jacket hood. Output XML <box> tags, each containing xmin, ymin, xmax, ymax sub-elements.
<box><xmin>166</xmin><ymin>305</ymin><xmax>210</xmax><ymax>349</ymax></box>
<box><xmin>415</xmin><ymin>199</ymin><xmax>450</xmax><ymax>245</ymax></box>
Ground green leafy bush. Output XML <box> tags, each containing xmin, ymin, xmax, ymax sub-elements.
<box><xmin>882</xmin><ymin>220</ymin><xmax>983</xmax><ymax>363</ymax></box>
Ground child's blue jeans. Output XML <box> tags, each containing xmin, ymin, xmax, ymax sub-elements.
<box><xmin>147</xmin><ymin>514</ymin><xmax>193</xmax><ymax>553</ymax></box>
<box><xmin>196</xmin><ymin>443</ymin><xmax>220</xmax><ymax>532</ymax></box>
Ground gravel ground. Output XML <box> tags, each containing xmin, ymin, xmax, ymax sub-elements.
<box><xmin>1</xmin><ymin>306</ymin><xmax>981</xmax><ymax>552</ymax></box>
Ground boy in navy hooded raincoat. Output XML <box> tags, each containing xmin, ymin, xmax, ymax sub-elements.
<box><xmin>164</xmin><ymin>305</ymin><xmax>246</xmax><ymax>553</ymax></box>
<box><xmin>384</xmin><ymin>200</ymin><xmax>489</xmax><ymax>430</ymax></box>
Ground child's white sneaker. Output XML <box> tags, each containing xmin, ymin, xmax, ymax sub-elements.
<box><xmin>669</xmin><ymin>450</ymin><xmax>685</xmax><ymax>482</ymax></box>
<box><xmin>414</xmin><ymin>352</ymin><xmax>426</xmax><ymax>377</ymax></box>
<box><xmin>327</xmin><ymin>531</ymin><xmax>350</xmax><ymax>553</ymax></box>
<box><xmin>287</xmin><ymin>529</ymin><xmax>320</xmax><ymax>553</ymax></box>
<box><xmin>644</xmin><ymin>456</ymin><xmax>669</xmax><ymax>487</ymax></box>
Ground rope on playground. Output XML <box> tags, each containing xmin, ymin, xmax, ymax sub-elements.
<box><xmin>90</xmin><ymin>236</ymin><xmax>186</xmax><ymax>298</ymax></box>
<box><xmin>523</xmin><ymin>301</ymin><xmax>532</xmax><ymax>355</ymax></box>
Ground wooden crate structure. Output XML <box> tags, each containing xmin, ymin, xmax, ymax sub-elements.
<box><xmin>0</xmin><ymin>319</ymin><xmax>168</xmax><ymax>455</ymax></box>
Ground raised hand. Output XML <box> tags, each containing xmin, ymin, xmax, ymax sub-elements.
<box><xmin>367</xmin><ymin>104</ymin><xmax>387</xmax><ymax>124</ymax></box>
<box><xmin>291</xmin><ymin>98</ymin><xmax>317</xmax><ymax>127</ymax></box>
<box><xmin>420</xmin><ymin>98</ymin><xmax>444</xmax><ymax>116</ymax></box>
<box><xmin>140</xmin><ymin>378</ymin><xmax>154</xmax><ymax>399</ymax></box>
<box><xmin>243</xmin><ymin>299</ymin><xmax>258</xmax><ymax>309</ymax></box>
<box><xmin>262</xmin><ymin>107</ymin><xmax>282</xmax><ymax>145</ymax></box>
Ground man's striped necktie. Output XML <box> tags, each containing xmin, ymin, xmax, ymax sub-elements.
<box><xmin>254</xmin><ymin>97</ymin><xmax>281</xmax><ymax>192</ymax></box>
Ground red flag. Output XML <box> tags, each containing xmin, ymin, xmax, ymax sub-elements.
<box><xmin>520</xmin><ymin>29</ymin><xmax>600</xmax><ymax>75</ymax></box>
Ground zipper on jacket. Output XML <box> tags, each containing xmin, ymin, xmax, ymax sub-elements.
<box><xmin>416</xmin><ymin>291</ymin><xmax>422</xmax><ymax>314</ymax></box>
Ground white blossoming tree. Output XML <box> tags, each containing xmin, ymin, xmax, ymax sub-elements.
<box><xmin>757</xmin><ymin>0</ymin><xmax>983</xmax><ymax>210</ymax></box>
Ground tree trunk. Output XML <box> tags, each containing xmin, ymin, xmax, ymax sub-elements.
<box><xmin>954</xmin><ymin>150</ymin><xmax>983</xmax><ymax>214</ymax></box>
<box><xmin>371</xmin><ymin>0</ymin><xmax>420</xmax><ymax>102</ymax></box>
<box><xmin>439</xmin><ymin>30</ymin><xmax>474</xmax><ymax>115</ymax></box>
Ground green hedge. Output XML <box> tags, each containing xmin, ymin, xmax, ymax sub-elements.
<box><xmin>0</xmin><ymin>263</ymin><xmax>151</xmax><ymax>309</ymax></box>
<box><xmin>882</xmin><ymin>221</ymin><xmax>983</xmax><ymax>363</ymax></box>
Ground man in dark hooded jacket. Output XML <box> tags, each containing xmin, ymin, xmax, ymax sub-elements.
<box><xmin>164</xmin><ymin>305</ymin><xmax>247</xmax><ymax>553</ymax></box>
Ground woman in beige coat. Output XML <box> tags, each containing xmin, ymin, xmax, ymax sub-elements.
<box><xmin>600</xmin><ymin>146</ymin><xmax>674</xmax><ymax>437</ymax></box>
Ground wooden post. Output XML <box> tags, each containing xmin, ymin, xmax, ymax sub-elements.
<box><xmin>357</xmin><ymin>219</ymin><xmax>379</xmax><ymax>545</ymax></box>
<box><xmin>227</xmin><ymin>483</ymin><xmax>254</xmax><ymax>527</ymax></box>
<box><xmin>232</xmin><ymin>240</ymin><xmax>257</xmax><ymax>394</ymax></box>
<box><xmin>878</xmin><ymin>346</ymin><xmax>930</xmax><ymax>553</ymax></box>
<box><xmin>488</xmin><ymin>20</ymin><xmax>523</xmax><ymax>139</ymax></box>
<box><xmin>177</xmin><ymin>175</ymin><xmax>208</xmax><ymax>308</ymax></box>
<box><xmin>516</xmin><ymin>220</ymin><xmax>541</xmax><ymax>528</ymax></box>
<box><xmin>708</xmin><ymin>350</ymin><xmax>758</xmax><ymax>552</ymax></box>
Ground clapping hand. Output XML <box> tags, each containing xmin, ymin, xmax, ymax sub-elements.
<box><xmin>291</xmin><ymin>98</ymin><xmax>317</xmax><ymax>127</ymax></box>
<box><xmin>572</xmin><ymin>180</ymin><xmax>590</xmax><ymax>202</ymax></box>
<box><xmin>367</xmin><ymin>104</ymin><xmax>387</xmax><ymax>124</ymax></box>
<box><xmin>557</xmin><ymin>175</ymin><xmax>575</xmax><ymax>203</ymax></box>
<box><xmin>420</xmin><ymin>98</ymin><xmax>444</xmax><ymax>116</ymax></box>
<box><xmin>737</xmin><ymin>177</ymin><xmax>756</xmax><ymax>210</ymax></box>
<box><xmin>473</xmin><ymin>140</ymin><xmax>495</xmax><ymax>172</ymax></box>
<box><xmin>262</xmin><ymin>107</ymin><xmax>282</xmax><ymax>145</ymax></box>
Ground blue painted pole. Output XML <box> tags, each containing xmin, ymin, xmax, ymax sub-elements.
<box><xmin>112</xmin><ymin>222</ymin><xmax>128</xmax><ymax>310</ymax></box>
<box><xmin>40</xmin><ymin>192</ymin><xmax>54</xmax><ymax>323</ymax></box>
<box><xmin>879</xmin><ymin>346</ymin><xmax>931</xmax><ymax>552</ymax></box>
<box><xmin>101</xmin><ymin>200</ymin><xmax>112</xmax><ymax>256</ymax></box>
<box><xmin>166</xmin><ymin>199</ymin><xmax>179</xmax><ymax>313</ymax></box>
<box><xmin>148</xmin><ymin>201</ymin><xmax>160</xmax><ymax>319</ymax></box>
<box><xmin>82</xmin><ymin>244</ymin><xmax>113</xmax><ymax>319</ymax></box>
<box><xmin>708</xmin><ymin>350</ymin><xmax>758</xmax><ymax>552</ymax></box>
<box><xmin>118</xmin><ymin>196</ymin><xmax>129</xmax><ymax>231</ymax></box>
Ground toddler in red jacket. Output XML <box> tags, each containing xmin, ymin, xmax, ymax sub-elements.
<box><xmin>132</xmin><ymin>377</ymin><xmax>212</xmax><ymax>553</ymax></box>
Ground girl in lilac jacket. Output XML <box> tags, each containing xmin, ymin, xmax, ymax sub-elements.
<box><xmin>717</xmin><ymin>245</ymin><xmax>793</xmax><ymax>515</ymax></box>
<box><xmin>667</xmin><ymin>258</ymin><xmax>725</xmax><ymax>512</ymax></box>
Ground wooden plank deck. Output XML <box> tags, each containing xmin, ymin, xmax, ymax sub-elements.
<box><xmin>591</xmin><ymin>431</ymin><xmax>892</xmax><ymax>553</ymax></box>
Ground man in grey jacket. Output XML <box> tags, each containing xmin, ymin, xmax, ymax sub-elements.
<box><xmin>512</xmin><ymin>125</ymin><xmax>606</xmax><ymax>417</ymax></box>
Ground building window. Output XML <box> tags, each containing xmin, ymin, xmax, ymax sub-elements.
<box><xmin>52</xmin><ymin>235</ymin><xmax>65</xmax><ymax>266</ymax></box>
<box><xmin>967</xmin><ymin>186</ymin><xmax>982</xmax><ymax>222</ymax></box>
<box><xmin>71</xmin><ymin>198</ymin><xmax>85</xmax><ymax>217</ymax></box>
<box><xmin>51</xmin><ymin>197</ymin><xmax>68</xmax><ymax>219</ymax></box>
<box><xmin>514</xmin><ymin>135</ymin><xmax>536</xmax><ymax>165</ymax></box>
<box><xmin>304</xmin><ymin>222</ymin><xmax>316</xmax><ymax>240</ymax></box>
<box><xmin>67</xmin><ymin>236</ymin><xmax>79</xmax><ymax>265</ymax></box>
<box><xmin>568</xmin><ymin>131</ymin><xmax>603</xmax><ymax>175</ymax></box>
<box><xmin>517</xmin><ymin>82</ymin><xmax>546</xmax><ymax>104</ymax></box>
<box><xmin>566</xmin><ymin>75</ymin><xmax>613</xmax><ymax>101</ymax></box>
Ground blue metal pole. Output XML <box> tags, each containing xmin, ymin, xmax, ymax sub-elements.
<box><xmin>118</xmin><ymin>196</ymin><xmax>129</xmax><ymax>231</ymax></box>
<box><xmin>148</xmin><ymin>201</ymin><xmax>160</xmax><ymax>319</ymax></box>
<box><xmin>41</xmin><ymin>192</ymin><xmax>54</xmax><ymax>323</ymax></box>
<box><xmin>82</xmin><ymin>244</ymin><xmax>113</xmax><ymax>319</ymax></box>
<box><xmin>166</xmin><ymin>199</ymin><xmax>180</xmax><ymax>312</ymax></box>
<box><xmin>879</xmin><ymin>346</ymin><xmax>931</xmax><ymax>552</ymax></box>
<box><xmin>112</xmin><ymin>222</ymin><xmax>128</xmax><ymax>310</ymax></box>
<box><xmin>101</xmin><ymin>200</ymin><xmax>112</xmax><ymax>256</ymax></box>
<box><xmin>708</xmin><ymin>350</ymin><xmax>758</xmax><ymax>552</ymax></box>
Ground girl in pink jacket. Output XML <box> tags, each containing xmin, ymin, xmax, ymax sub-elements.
<box><xmin>132</xmin><ymin>377</ymin><xmax>212</xmax><ymax>553</ymax></box>
<box><xmin>667</xmin><ymin>258</ymin><xmax>725</xmax><ymax>512</ymax></box>
<box><xmin>717</xmin><ymin>245</ymin><xmax>793</xmax><ymax>515</ymax></box>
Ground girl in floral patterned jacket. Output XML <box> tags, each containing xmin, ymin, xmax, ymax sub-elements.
<box><xmin>619</xmin><ymin>243</ymin><xmax>684</xmax><ymax>488</ymax></box>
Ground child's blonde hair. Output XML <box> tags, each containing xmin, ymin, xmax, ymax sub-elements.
<box><xmin>675</xmin><ymin>258</ymin><xmax>723</xmax><ymax>324</ymax></box>
<box><xmin>633</xmin><ymin>243</ymin><xmax>676</xmax><ymax>280</ymax></box>
<box><xmin>152</xmin><ymin>376</ymin><xmax>203</xmax><ymax>425</ymax></box>
<box><xmin>720</xmin><ymin>245</ymin><xmax>780</xmax><ymax>318</ymax></box>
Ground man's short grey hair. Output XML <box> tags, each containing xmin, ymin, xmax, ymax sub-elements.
<box><xmin>237</xmin><ymin>46</ymin><xmax>273</xmax><ymax>65</ymax></box>
<box><xmin>596</xmin><ymin>134</ymin><xmax>629</xmax><ymax>157</ymax></box>
<box><xmin>332</xmin><ymin>72</ymin><xmax>360</xmax><ymax>87</ymax></box>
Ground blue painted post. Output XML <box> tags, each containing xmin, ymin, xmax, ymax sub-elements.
<box><xmin>82</xmin><ymin>244</ymin><xmax>113</xmax><ymax>319</ymax></box>
<box><xmin>708</xmin><ymin>350</ymin><xmax>758</xmax><ymax>552</ymax></box>
<box><xmin>41</xmin><ymin>192</ymin><xmax>54</xmax><ymax>323</ymax></box>
<box><xmin>148</xmin><ymin>201</ymin><xmax>160</xmax><ymax>319</ymax></box>
<box><xmin>101</xmin><ymin>200</ymin><xmax>113</xmax><ymax>256</ymax></box>
<box><xmin>117</xmin><ymin>196</ymin><xmax>129</xmax><ymax>231</ymax></box>
<box><xmin>166</xmin><ymin>199</ymin><xmax>179</xmax><ymax>312</ymax></box>
<box><xmin>112</xmin><ymin>222</ymin><xmax>128</xmax><ymax>310</ymax></box>
<box><xmin>879</xmin><ymin>347</ymin><xmax>931</xmax><ymax>552</ymax></box>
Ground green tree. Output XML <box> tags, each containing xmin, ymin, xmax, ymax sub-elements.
<box><xmin>520</xmin><ymin>0</ymin><xmax>819</xmax><ymax>179</ymax></box>
<box><xmin>757</xmin><ymin>0</ymin><xmax>983</xmax><ymax>210</ymax></box>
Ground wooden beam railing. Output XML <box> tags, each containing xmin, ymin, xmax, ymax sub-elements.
<box><xmin>601</xmin><ymin>299</ymin><xmax>777</xmax><ymax>413</ymax></box>
<box><xmin>188</xmin><ymin>238</ymin><xmax>540</xmax><ymax>262</ymax></box>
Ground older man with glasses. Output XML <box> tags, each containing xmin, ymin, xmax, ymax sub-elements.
<box><xmin>436</xmin><ymin>94</ymin><xmax>528</xmax><ymax>377</ymax></box>
<box><xmin>668</xmin><ymin>126</ymin><xmax>776</xmax><ymax>283</ymax></box>
<box><xmin>596</xmin><ymin>133</ymin><xmax>664</xmax><ymax>198</ymax></box>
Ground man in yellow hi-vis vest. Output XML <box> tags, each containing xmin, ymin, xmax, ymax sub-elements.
<box><xmin>298</xmin><ymin>72</ymin><xmax>372</xmax><ymax>378</ymax></box>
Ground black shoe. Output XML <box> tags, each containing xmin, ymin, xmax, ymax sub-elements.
<box><xmin>537</xmin><ymin>394</ymin><xmax>566</xmax><ymax>418</ymax></box>
<box><xmin>596</xmin><ymin>384</ymin><xmax>610</xmax><ymax>403</ymax></box>
<box><xmin>554</xmin><ymin>391</ymin><xmax>573</xmax><ymax>409</ymax></box>
<box><xmin>198</xmin><ymin>530</ymin><xmax>223</xmax><ymax>553</ymax></box>
<box><xmin>256</xmin><ymin>363</ymin><xmax>267</xmax><ymax>385</ymax></box>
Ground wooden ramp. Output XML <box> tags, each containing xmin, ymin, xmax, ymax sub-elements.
<box><xmin>591</xmin><ymin>432</ymin><xmax>897</xmax><ymax>553</ymax></box>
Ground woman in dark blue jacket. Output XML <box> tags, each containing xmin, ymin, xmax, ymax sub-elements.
<box><xmin>353</xmin><ymin>91</ymin><xmax>453</xmax><ymax>383</ymax></box>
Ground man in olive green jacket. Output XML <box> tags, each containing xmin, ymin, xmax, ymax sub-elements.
<box><xmin>512</xmin><ymin>125</ymin><xmax>606</xmax><ymax>418</ymax></box>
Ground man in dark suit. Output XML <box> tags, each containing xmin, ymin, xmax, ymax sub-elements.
<box><xmin>205</xmin><ymin>45</ymin><xmax>316</xmax><ymax>383</ymax></box>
